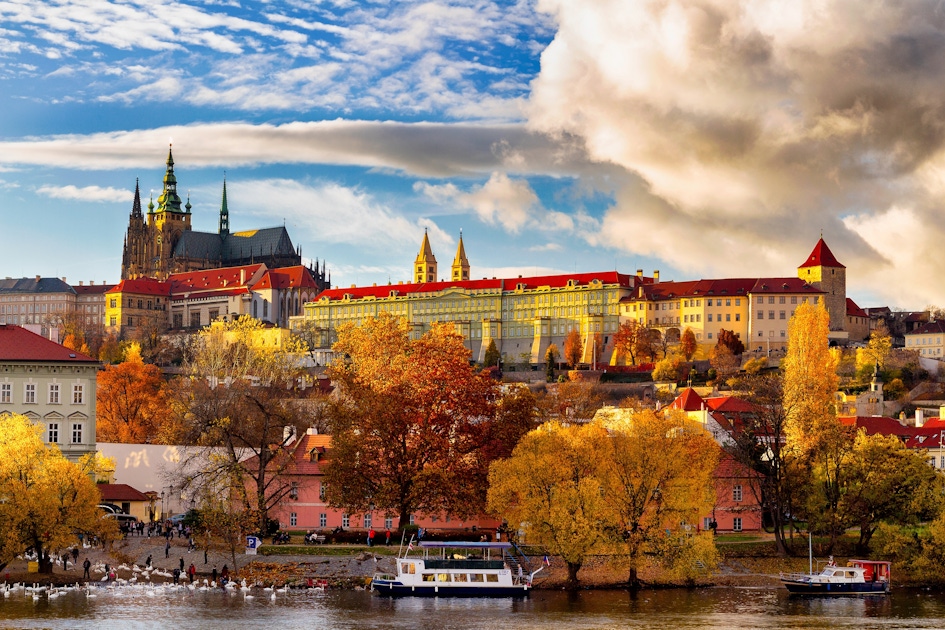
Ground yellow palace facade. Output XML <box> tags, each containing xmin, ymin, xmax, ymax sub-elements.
<box><xmin>291</xmin><ymin>233</ymin><xmax>653</xmax><ymax>366</ymax></box>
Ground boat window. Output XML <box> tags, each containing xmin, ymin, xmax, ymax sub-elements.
<box><xmin>486</xmin><ymin>574</ymin><xmax>499</xmax><ymax>583</ymax></box>
<box><xmin>401</xmin><ymin>562</ymin><xmax>416</xmax><ymax>574</ymax></box>
<box><xmin>437</xmin><ymin>573</ymin><xmax>449</xmax><ymax>582</ymax></box>
<box><xmin>846</xmin><ymin>571</ymin><xmax>855</xmax><ymax>578</ymax></box>
<box><xmin>469</xmin><ymin>574</ymin><xmax>484</xmax><ymax>582</ymax></box>
<box><xmin>453</xmin><ymin>573</ymin><xmax>468</xmax><ymax>582</ymax></box>
<box><xmin>422</xmin><ymin>574</ymin><xmax>436</xmax><ymax>582</ymax></box>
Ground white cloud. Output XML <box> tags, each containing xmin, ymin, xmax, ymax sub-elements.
<box><xmin>35</xmin><ymin>184</ymin><xmax>130</xmax><ymax>203</ymax></box>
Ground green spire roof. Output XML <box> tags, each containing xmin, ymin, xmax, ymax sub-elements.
<box><xmin>156</xmin><ymin>145</ymin><xmax>183</xmax><ymax>213</ymax></box>
<box><xmin>219</xmin><ymin>176</ymin><xmax>229</xmax><ymax>235</ymax></box>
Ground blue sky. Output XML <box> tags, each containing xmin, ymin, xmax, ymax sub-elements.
<box><xmin>2</xmin><ymin>1</ymin><xmax>945</xmax><ymax>309</ymax></box>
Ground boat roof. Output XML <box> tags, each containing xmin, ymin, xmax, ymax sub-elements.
<box><xmin>419</xmin><ymin>541</ymin><xmax>514</xmax><ymax>550</ymax></box>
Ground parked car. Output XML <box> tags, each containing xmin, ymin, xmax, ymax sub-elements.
<box><xmin>98</xmin><ymin>503</ymin><xmax>122</xmax><ymax>514</ymax></box>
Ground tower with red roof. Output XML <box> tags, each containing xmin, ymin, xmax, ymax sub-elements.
<box><xmin>798</xmin><ymin>237</ymin><xmax>847</xmax><ymax>333</ymax></box>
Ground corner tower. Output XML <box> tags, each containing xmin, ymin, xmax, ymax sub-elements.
<box><xmin>451</xmin><ymin>231</ymin><xmax>469</xmax><ymax>282</ymax></box>
<box><xmin>147</xmin><ymin>145</ymin><xmax>192</xmax><ymax>279</ymax></box>
<box><xmin>798</xmin><ymin>237</ymin><xmax>846</xmax><ymax>332</ymax></box>
<box><xmin>414</xmin><ymin>229</ymin><xmax>437</xmax><ymax>283</ymax></box>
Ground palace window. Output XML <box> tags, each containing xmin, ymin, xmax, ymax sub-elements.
<box><xmin>72</xmin><ymin>384</ymin><xmax>83</xmax><ymax>404</ymax></box>
<box><xmin>0</xmin><ymin>383</ymin><xmax>10</xmax><ymax>403</ymax></box>
<box><xmin>24</xmin><ymin>383</ymin><xmax>35</xmax><ymax>404</ymax></box>
<box><xmin>342</xmin><ymin>514</ymin><xmax>350</xmax><ymax>528</ymax></box>
<box><xmin>72</xmin><ymin>423</ymin><xmax>83</xmax><ymax>444</ymax></box>
<box><xmin>290</xmin><ymin>513</ymin><xmax>297</xmax><ymax>527</ymax></box>
<box><xmin>48</xmin><ymin>383</ymin><xmax>59</xmax><ymax>404</ymax></box>
<box><xmin>733</xmin><ymin>518</ymin><xmax>742</xmax><ymax>532</ymax></box>
<box><xmin>732</xmin><ymin>484</ymin><xmax>743</xmax><ymax>502</ymax></box>
<box><xmin>48</xmin><ymin>423</ymin><xmax>59</xmax><ymax>444</ymax></box>
<box><xmin>320</xmin><ymin>513</ymin><xmax>327</xmax><ymax>527</ymax></box>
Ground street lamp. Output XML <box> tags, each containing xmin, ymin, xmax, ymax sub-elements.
<box><xmin>160</xmin><ymin>491</ymin><xmax>165</xmax><ymax>521</ymax></box>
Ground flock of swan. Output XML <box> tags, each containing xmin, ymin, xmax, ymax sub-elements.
<box><xmin>0</xmin><ymin>562</ymin><xmax>328</xmax><ymax>603</ymax></box>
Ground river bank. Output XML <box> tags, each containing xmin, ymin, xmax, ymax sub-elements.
<box><xmin>1</xmin><ymin>534</ymin><xmax>804</xmax><ymax>590</ymax></box>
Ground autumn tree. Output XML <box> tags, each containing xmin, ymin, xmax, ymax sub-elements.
<box><xmin>614</xmin><ymin>320</ymin><xmax>649</xmax><ymax>365</ymax></box>
<box><xmin>709</xmin><ymin>344</ymin><xmax>740</xmax><ymax>385</ymax></box>
<box><xmin>0</xmin><ymin>414</ymin><xmax>116</xmax><ymax>573</ymax></box>
<box><xmin>544</xmin><ymin>343</ymin><xmax>559</xmax><ymax>382</ymax></box>
<box><xmin>680</xmin><ymin>327</ymin><xmax>697</xmax><ymax>361</ymax></box>
<box><xmin>593</xmin><ymin>410</ymin><xmax>719</xmax><ymax>589</ymax></box>
<box><xmin>563</xmin><ymin>330</ymin><xmax>583</xmax><ymax>368</ymax></box>
<box><xmin>483</xmin><ymin>338</ymin><xmax>501</xmax><ymax>369</ymax></box>
<box><xmin>478</xmin><ymin>385</ymin><xmax>540</xmax><ymax>466</ymax></box>
<box><xmin>487</xmin><ymin>421</ymin><xmax>607</xmax><ymax>589</ymax></box>
<box><xmin>652</xmin><ymin>355</ymin><xmax>683</xmax><ymax>382</ymax></box>
<box><xmin>96</xmin><ymin>343</ymin><xmax>167</xmax><ymax>443</ymax></box>
<box><xmin>716</xmin><ymin>329</ymin><xmax>745</xmax><ymax>356</ymax></box>
<box><xmin>839</xmin><ymin>432</ymin><xmax>943</xmax><ymax>553</ymax></box>
<box><xmin>863</xmin><ymin>320</ymin><xmax>892</xmax><ymax>370</ymax></box>
<box><xmin>165</xmin><ymin>316</ymin><xmax>314</xmax><ymax>536</ymax></box>
<box><xmin>783</xmin><ymin>301</ymin><xmax>839</xmax><ymax>456</ymax></box>
<box><xmin>324</xmin><ymin>314</ymin><xmax>498</xmax><ymax>528</ymax></box>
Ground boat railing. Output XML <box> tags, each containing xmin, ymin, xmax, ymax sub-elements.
<box><xmin>780</xmin><ymin>571</ymin><xmax>813</xmax><ymax>583</ymax></box>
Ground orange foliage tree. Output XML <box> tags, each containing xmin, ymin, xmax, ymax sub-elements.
<box><xmin>324</xmin><ymin>314</ymin><xmax>502</xmax><ymax>528</ymax></box>
<box><xmin>96</xmin><ymin>343</ymin><xmax>167</xmax><ymax>443</ymax></box>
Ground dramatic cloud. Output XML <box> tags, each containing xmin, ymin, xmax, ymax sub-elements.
<box><xmin>528</xmin><ymin>0</ymin><xmax>945</xmax><ymax>306</ymax></box>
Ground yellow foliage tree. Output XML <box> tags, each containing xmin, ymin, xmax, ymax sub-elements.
<box><xmin>96</xmin><ymin>342</ymin><xmax>167</xmax><ymax>443</ymax></box>
<box><xmin>487</xmin><ymin>421</ymin><xmax>607</xmax><ymax>589</ymax></box>
<box><xmin>0</xmin><ymin>414</ymin><xmax>116</xmax><ymax>573</ymax></box>
<box><xmin>782</xmin><ymin>301</ymin><xmax>839</xmax><ymax>456</ymax></box>
<box><xmin>592</xmin><ymin>409</ymin><xmax>719</xmax><ymax>588</ymax></box>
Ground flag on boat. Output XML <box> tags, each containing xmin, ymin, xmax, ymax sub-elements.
<box><xmin>407</xmin><ymin>542</ymin><xmax>414</xmax><ymax>552</ymax></box>
<box><xmin>543</xmin><ymin>555</ymin><xmax>550</xmax><ymax>566</ymax></box>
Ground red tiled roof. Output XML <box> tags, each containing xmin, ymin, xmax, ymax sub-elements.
<box><xmin>838</xmin><ymin>416</ymin><xmax>916</xmax><ymax>438</ymax></box>
<box><xmin>170</xmin><ymin>288</ymin><xmax>250</xmax><ymax>301</ymax></box>
<box><xmin>243</xmin><ymin>432</ymin><xmax>333</xmax><ymax>476</ymax></box>
<box><xmin>705</xmin><ymin>396</ymin><xmax>759</xmax><ymax>413</ymax></box>
<box><xmin>252</xmin><ymin>266</ymin><xmax>322</xmax><ymax>291</ymax></box>
<box><xmin>906</xmin><ymin>428</ymin><xmax>945</xmax><ymax>449</ymax></box>
<box><xmin>106</xmin><ymin>278</ymin><xmax>171</xmax><ymax>297</ymax></box>
<box><xmin>168</xmin><ymin>264</ymin><xmax>265</xmax><ymax>294</ymax></box>
<box><xmin>97</xmin><ymin>483</ymin><xmax>150</xmax><ymax>502</ymax></box>
<box><xmin>621</xmin><ymin>277</ymin><xmax>821</xmax><ymax>302</ymax></box>
<box><xmin>670</xmin><ymin>387</ymin><xmax>705</xmax><ymax>411</ymax></box>
<box><xmin>907</xmin><ymin>320</ymin><xmax>945</xmax><ymax>336</ymax></box>
<box><xmin>0</xmin><ymin>325</ymin><xmax>97</xmax><ymax>362</ymax></box>
<box><xmin>920</xmin><ymin>417</ymin><xmax>945</xmax><ymax>428</ymax></box>
<box><xmin>846</xmin><ymin>297</ymin><xmax>867</xmax><ymax>318</ymax></box>
<box><xmin>315</xmin><ymin>271</ymin><xmax>644</xmax><ymax>303</ymax></box>
<box><xmin>714</xmin><ymin>454</ymin><xmax>763</xmax><ymax>479</ymax></box>
<box><xmin>798</xmin><ymin>238</ymin><xmax>845</xmax><ymax>269</ymax></box>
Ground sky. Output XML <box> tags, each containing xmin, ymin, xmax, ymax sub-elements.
<box><xmin>1</xmin><ymin>1</ymin><xmax>944</xmax><ymax>310</ymax></box>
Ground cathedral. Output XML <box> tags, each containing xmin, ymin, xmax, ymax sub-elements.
<box><xmin>120</xmin><ymin>147</ymin><xmax>328</xmax><ymax>287</ymax></box>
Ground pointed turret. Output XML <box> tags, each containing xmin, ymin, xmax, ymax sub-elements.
<box><xmin>451</xmin><ymin>230</ymin><xmax>469</xmax><ymax>282</ymax></box>
<box><xmin>156</xmin><ymin>145</ymin><xmax>183</xmax><ymax>213</ymax></box>
<box><xmin>131</xmin><ymin>178</ymin><xmax>143</xmax><ymax>221</ymax></box>
<box><xmin>219</xmin><ymin>177</ymin><xmax>230</xmax><ymax>235</ymax></box>
<box><xmin>414</xmin><ymin>229</ymin><xmax>437</xmax><ymax>283</ymax></box>
<box><xmin>798</xmin><ymin>237</ymin><xmax>846</xmax><ymax>332</ymax></box>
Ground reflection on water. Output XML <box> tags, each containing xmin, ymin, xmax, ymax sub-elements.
<box><xmin>2</xmin><ymin>584</ymin><xmax>945</xmax><ymax>629</ymax></box>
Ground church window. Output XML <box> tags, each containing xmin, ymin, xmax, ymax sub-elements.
<box><xmin>127</xmin><ymin>316</ymin><xmax>133</xmax><ymax>326</ymax></box>
<box><xmin>138</xmin><ymin>299</ymin><xmax>143</xmax><ymax>309</ymax></box>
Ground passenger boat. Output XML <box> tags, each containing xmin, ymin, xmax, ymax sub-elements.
<box><xmin>371</xmin><ymin>540</ymin><xmax>542</xmax><ymax>597</ymax></box>
<box><xmin>780</xmin><ymin>558</ymin><xmax>891</xmax><ymax>595</ymax></box>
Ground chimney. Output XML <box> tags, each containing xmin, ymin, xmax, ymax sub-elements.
<box><xmin>240</xmin><ymin>269</ymin><xmax>246</xmax><ymax>285</ymax></box>
<box><xmin>79</xmin><ymin>281</ymin><xmax>84</xmax><ymax>286</ymax></box>
<box><xmin>654</xmin><ymin>270</ymin><xmax>660</xmax><ymax>282</ymax></box>
<box><xmin>35</xmin><ymin>275</ymin><xmax>40</xmax><ymax>282</ymax></box>
<box><xmin>636</xmin><ymin>269</ymin><xmax>643</xmax><ymax>278</ymax></box>
<box><xmin>62</xmin><ymin>277</ymin><xmax>66</xmax><ymax>283</ymax></box>
<box><xmin>283</xmin><ymin>425</ymin><xmax>297</xmax><ymax>444</ymax></box>
<box><xmin>917</xmin><ymin>408</ymin><xmax>926</xmax><ymax>428</ymax></box>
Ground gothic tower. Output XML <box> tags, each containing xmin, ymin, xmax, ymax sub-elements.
<box><xmin>414</xmin><ymin>229</ymin><xmax>437</xmax><ymax>283</ymax></box>
<box><xmin>219</xmin><ymin>177</ymin><xmax>230</xmax><ymax>235</ymax></box>
<box><xmin>120</xmin><ymin>179</ymin><xmax>149</xmax><ymax>279</ymax></box>
<box><xmin>147</xmin><ymin>146</ymin><xmax>192</xmax><ymax>278</ymax></box>
<box><xmin>451</xmin><ymin>231</ymin><xmax>469</xmax><ymax>282</ymax></box>
<box><xmin>798</xmin><ymin>237</ymin><xmax>846</xmax><ymax>332</ymax></box>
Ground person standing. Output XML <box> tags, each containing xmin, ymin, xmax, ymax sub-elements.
<box><xmin>187</xmin><ymin>563</ymin><xmax>196</xmax><ymax>583</ymax></box>
<box><xmin>165</xmin><ymin>539</ymin><xmax>170</xmax><ymax>559</ymax></box>
<box><xmin>146</xmin><ymin>554</ymin><xmax>152</xmax><ymax>569</ymax></box>
<box><xmin>385</xmin><ymin>529</ymin><xmax>391</xmax><ymax>546</ymax></box>
<box><xmin>368</xmin><ymin>528</ymin><xmax>375</xmax><ymax>547</ymax></box>
<box><xmin>71</xmin><ymin>547</ymin><xmax>79</xmax><ymax>564</ymax></box>
<box><xmin>211</xmin><ymin>566</ymin><xmax>218</xmax><ymax>585</ymax></box>
<box><xmin>82</xmin><ymin>558</ymin><xmax>91</xmax><ymax>580</ymax></box>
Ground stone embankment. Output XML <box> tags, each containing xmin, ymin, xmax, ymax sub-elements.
<box><xmin>2</xmin><ymin>534</ymin><xmax>792</xmax><ymax>590</ymax></box>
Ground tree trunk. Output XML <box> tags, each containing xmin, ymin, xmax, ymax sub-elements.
<box><xmin>628</xmin><ymin>565</ymin><xmax>642</xmax><ymax>591</ymax></box>
<box><xmin>565</xmin><ymin>561</ymin><xmax>582</xmax><ymax>590</ymax></box>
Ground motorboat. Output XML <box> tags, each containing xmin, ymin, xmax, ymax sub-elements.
<box><xmin>371</xmin><ymin>540</ymin><xmax>541</xmax><ymax>597</ymax></box>
<box><xmin>780</xmin><ymin>558</ymin><xmax>890</xmax><ymax>595</ymax></box>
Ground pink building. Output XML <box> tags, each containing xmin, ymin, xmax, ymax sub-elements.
<box><xmin>704</xmin><ymin>454</ymin><xmax>763</xmax><ymax>533</ymax></box>
<box><xmin>247</xmin><ymin>429</ymin><xmax>499</xmax><ymax>535</ymax></box>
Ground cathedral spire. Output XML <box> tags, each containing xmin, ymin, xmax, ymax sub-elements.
<box><xmin>131</xmin><ymin>178</ymin><xmax>143</xmax><ymax>221</ymax></box>
<box><xmin>451</xmin><ymin>229</ymin><xmax>469</xmax><ymax>282</ymax></box>
<box><xmin>219</xmin><ymin>176</ymin><xmax>230</xmax><ymax>235</ymax></box>
<box><xmin>414</xmin><ymin>228</ymin><xmax>437</xmax><ymax>283</ymax></box>
<box><xmin>156</xmin><ymin>144</ymin><xmax>182</xmax><ymax>213</ymax></box>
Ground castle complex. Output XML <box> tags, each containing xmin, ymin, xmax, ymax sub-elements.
<box><xmin>120</xmin><ymin>147</ymin><xmax>326</xmax><ymax>288</ymax></box>
<box><xmin>291</xmin><ymin>235</ymin><xmax>863</xmax><ymax>366</ymax></box>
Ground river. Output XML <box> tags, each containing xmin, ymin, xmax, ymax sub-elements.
<box><xmin>2</xmin><ymin>584</ymin><xmax>945</xmax><ymax>629</ymax></box>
